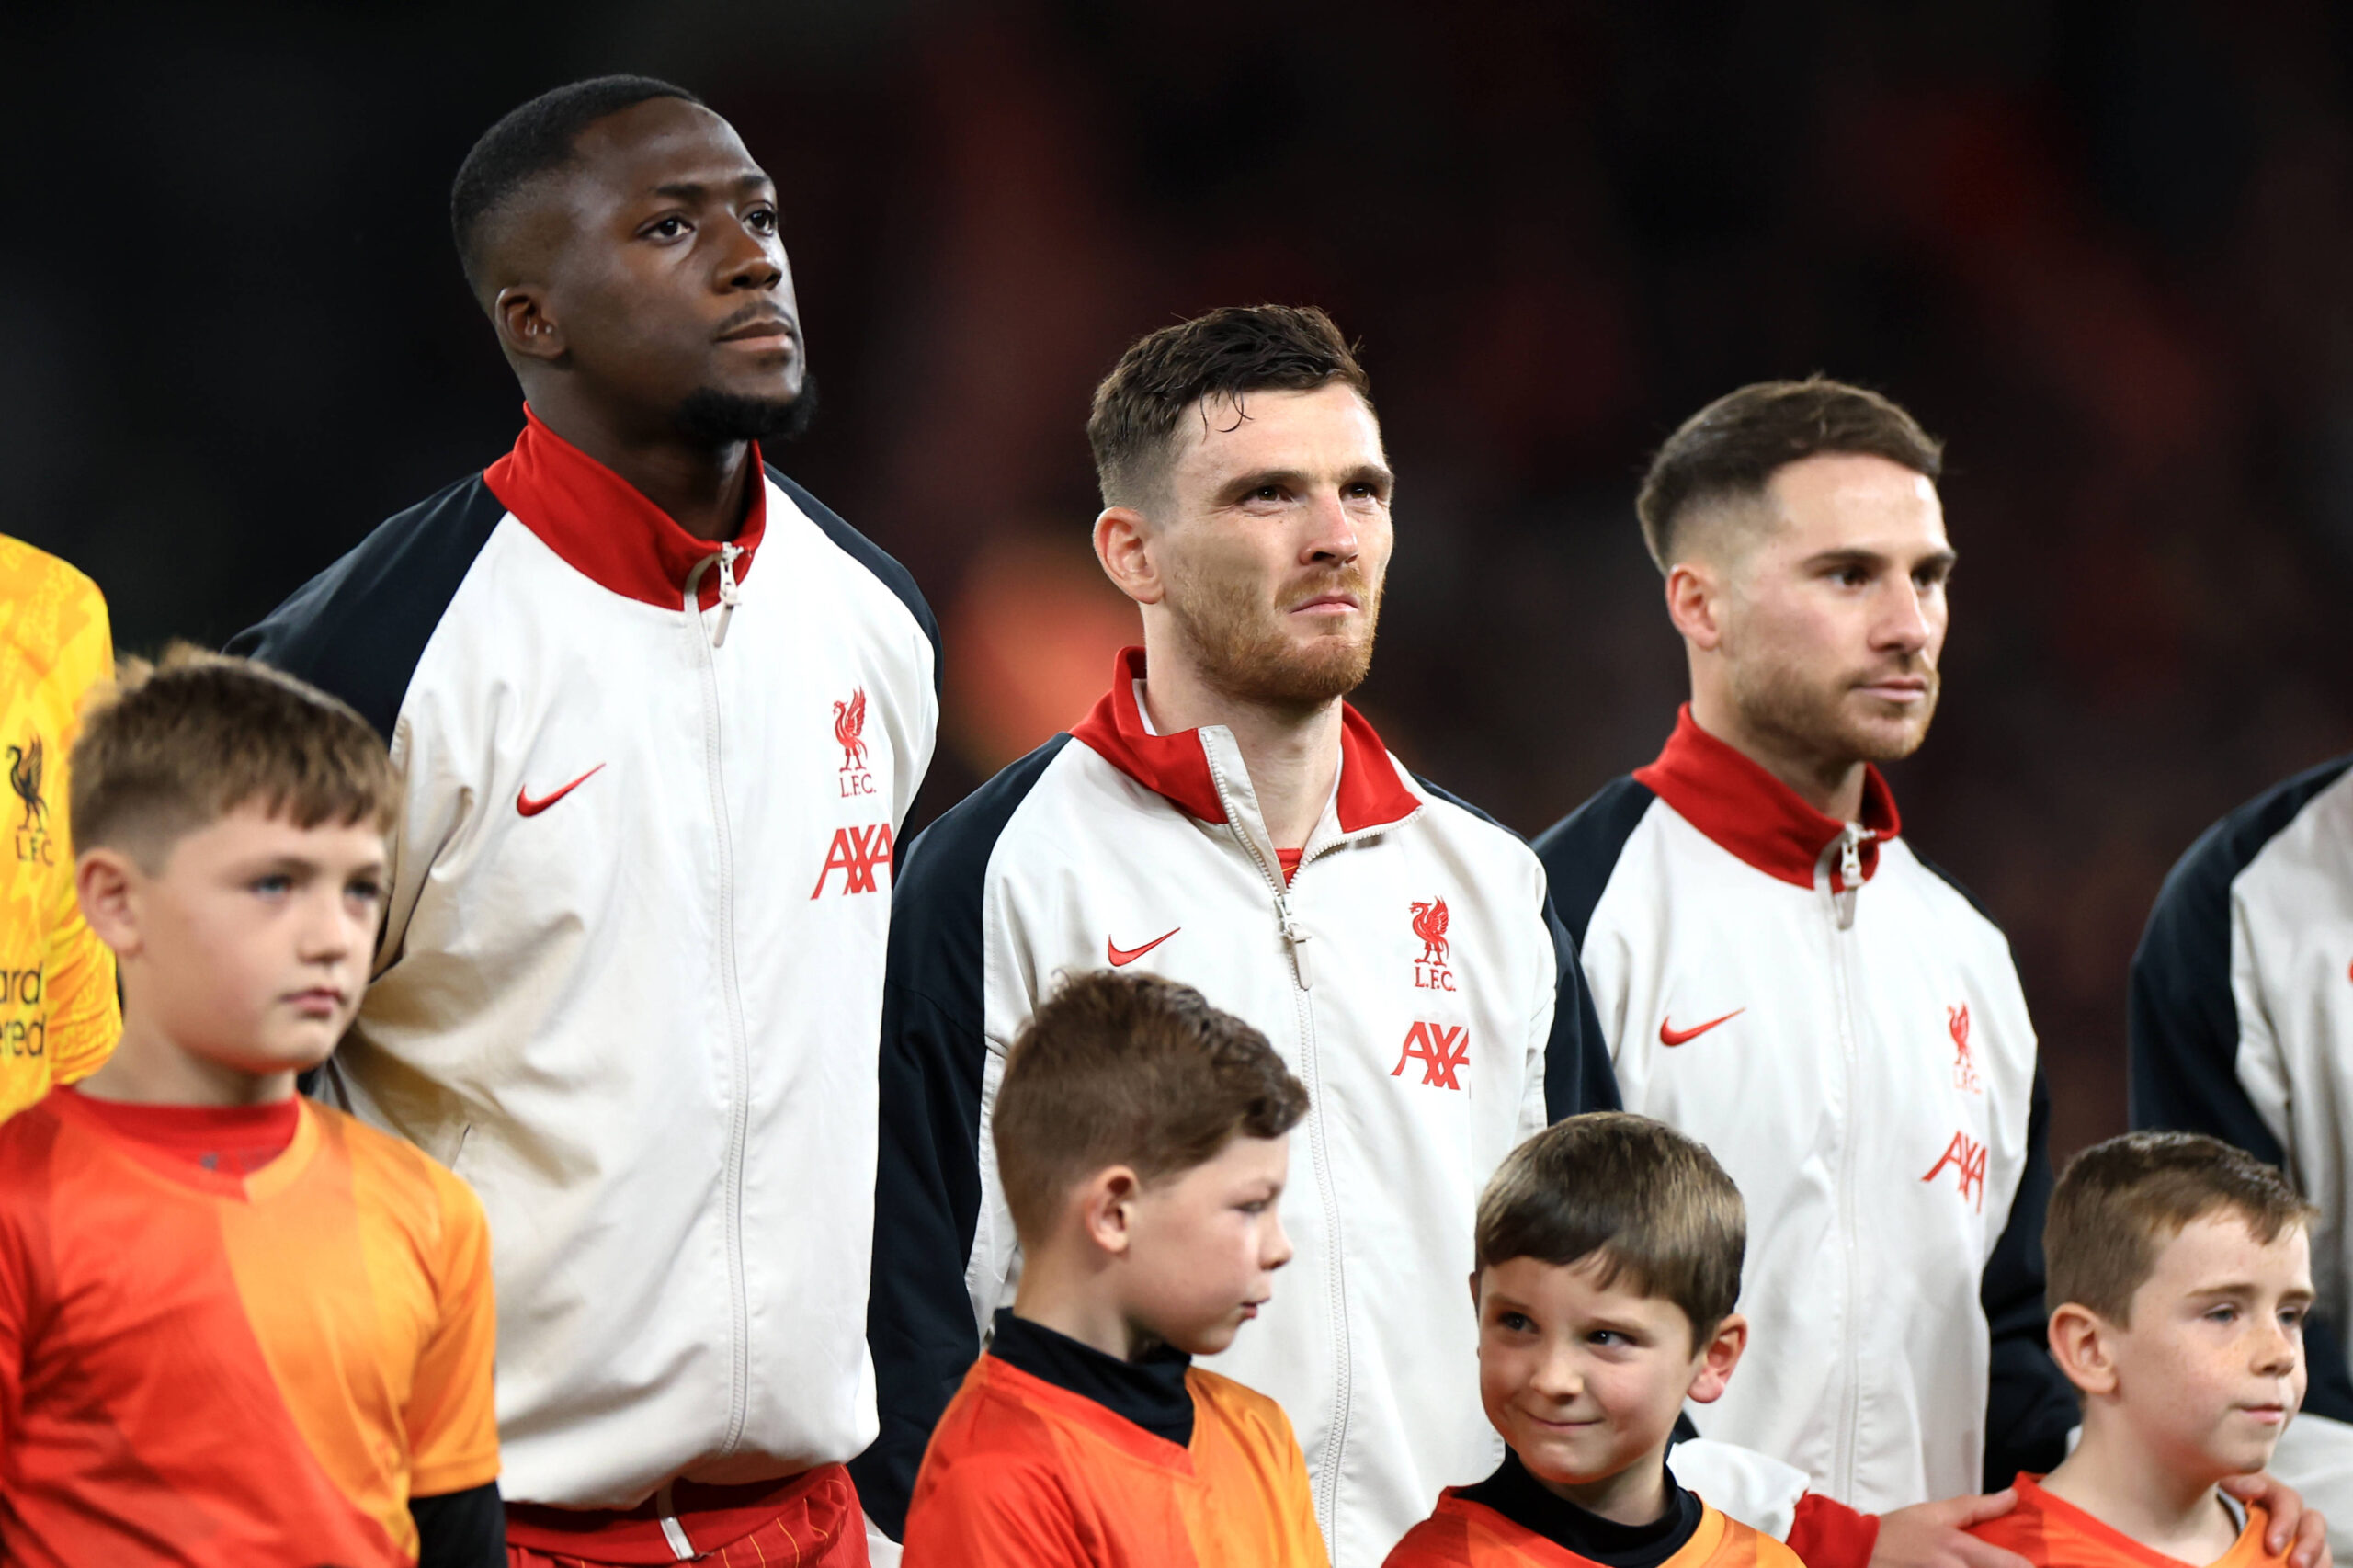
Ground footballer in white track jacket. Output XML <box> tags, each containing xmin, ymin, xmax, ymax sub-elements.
<box><xmin>854</xmin><ymin>646</ymin><xmax>1615</xmax><ymax>1567</ymax></box>
<box><xmin>230</xmin><ymin>409</ymin><xmax>940</xmax><ymax>1507</ymax></box>
<box><xmin>2131</xmin><ymin>754</ymin><xmax>2353</xmax><ymax>1540</ymax></box>
<box><xmin>1534</xmin><ymin>708</ymin><xmax>2076</xmax><ymax>1516</ymax></box>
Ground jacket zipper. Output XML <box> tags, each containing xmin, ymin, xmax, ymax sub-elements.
<box><xmin>687</xmin><ymin>549</ymin><xmax>754</xmax><ymax>1456</ymax></box>
<box><xmin>1207</xmin><ymin>765</ymin><xmax>1349</xmax><ymax>1547</ymax></box>
<box><xmin>1825</xmin><ymin>822</ymin><xmax>1865</xmax><ymax>1500</ymax></box>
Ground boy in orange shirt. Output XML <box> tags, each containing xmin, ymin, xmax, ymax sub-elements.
<box><xmin>902</xmin><ymin>969</ymin><xmax>1327</xmax><ymax>1565</ymax></box>
<box><xmin>0</xmin><ymin>647</ymin><xmax>501</xmax><ymax>1567</ymax></box>
<box><xmin>1387</xmin><ymin>1112</ymin><xmax>1802</xmax><ymax>1568</ymax></box>
<box><xmin>1969</xmin><ymin>1132</ymin><xmax>2314</xmax><ymax>1568</ymax></box>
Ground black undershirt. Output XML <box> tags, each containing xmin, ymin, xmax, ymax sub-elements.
<box><xmin>1458</xmin><ymin>1450</ymin><xmax>1703</xmax><ymax>1568</ymax></box>
<box><xmin>986</xmin><ymin>1308</ymin><xmax>1196</xmax><ymax>1447</ymax></box>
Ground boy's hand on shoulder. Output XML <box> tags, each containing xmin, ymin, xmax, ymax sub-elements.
<box><xmin>1870</xmin><ymin>1491</ymin><xmax>2031</xmax><ymax>1568</ymax></box>
<box><xmin>2220</xmin><ymin>1473</ymin><xmax>2329</xmax><ymax>1568</ymax></box>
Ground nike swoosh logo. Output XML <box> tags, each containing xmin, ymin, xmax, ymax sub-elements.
<box><xmin>1108</xmin><ymin>928</ymin><xmax>1180</xmax><ymax>967</ymax></box>
<box><xmin>1659</xmin><ymin>1008</ymin><xmax>1745</xmax><ymax>1047</ymax></box>
<box><xmin>517</xmin><ymin>764</ymin><xmax>607</xmax><ymax>818</ymax></box>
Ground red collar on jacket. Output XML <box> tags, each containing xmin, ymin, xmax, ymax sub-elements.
<box><xmin>1070</xmin><ymin>647</ymin><xmax>1421</xmax><ymax>832</ymax></box>
<box><xmin>1632</xmin><ymin>705</ymin><xmax>1902</xmax><ymax>892</ymax></box>
<box><xmin>483</xmin><ymin>404</ymin><xmax>768</xmax><ymax>610</ymax></box>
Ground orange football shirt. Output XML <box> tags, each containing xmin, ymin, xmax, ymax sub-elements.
<box><xmin>1385</xmin><ymin>1487</ymin><xmax>1806</xmax><ymax>1568</ymax></box>
<box><xmin>1971</xmin><ymin>1474</ymin><xmax>2283</xmax><ymax>1568</ymax></box>
<box><xmin>904</xmin><ymin>1347</ymin><xmax>1330</xmax><ymax>1567</ymax></box>
<box><xmin>0</xmin><ymin>536</ymin><xmax>119</xmax><ymax>1118</ymax></box>
<box><xmin>0</xmin><ymin>1088</ymin><xmax>499</xmax><ymax>1567</ymax></box>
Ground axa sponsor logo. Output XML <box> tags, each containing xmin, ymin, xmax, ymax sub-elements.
<box><xmin>1948</xmin><ymin>1003</ymin><xmax>1981</xmax><ymax>1094</ymax></box>
<box><xmin>1922</xmin><ymin>1130</ymin><xmax>1987</xmax><ymax>1211</ymax></box>
<box><xmin>8</xmin><ymin>735</ymin><xmax>52</xmax><ymax>867</ymax></box>
<box><xmin>1411</xmin><ymin>898</ymin><xmax>1455</xmax><ymax>992</ymax></box>
<box><xmin>835</xmin><ymin>687</ymin><xmax>876</xmax><ymax>798</ymax></box>
<box><xmin>811</xmin><ymin>822</ymin><xmax>894</xmax><ymax>898</ymax></box>
<box><xmin>1392</xmin><ymin>1020</ymin><xmax>1469</xmax><ymax>1090</ymax></box>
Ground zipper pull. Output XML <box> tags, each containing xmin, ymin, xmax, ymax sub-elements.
<box><xmin>1831</xmin><ymin>825</ymin><xmax>1864</xmax><ymax>931</ymax></box>
<box><xmin>1276</xmin><ymin>892</ymin><xmax>1314</xmax><ymax>990</ymax></box>
<box><xmin>710</xmin><ymin>543</ymin><xmax>743</xmax><ymax>647</ymax></box>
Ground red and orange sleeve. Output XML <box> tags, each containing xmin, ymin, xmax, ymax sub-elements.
<box><xmin>1259</xmin><ymin>1394</ymin><xmax>1331</xmax><ymax>1566</ymax></box>
<box><xmin>403</xmin><ymin>1164</ymin><xmax>500</xmax><ymax>1497</ymax></box>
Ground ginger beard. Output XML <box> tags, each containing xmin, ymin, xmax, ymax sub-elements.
<box><xmin>1164</xmin><ymin>553</ymin><xmax>1383</xmax><ymax>711</ymax></box>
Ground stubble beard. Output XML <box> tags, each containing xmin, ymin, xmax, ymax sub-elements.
<box><xmin>1165</xmin><ymin>563</ymin><xmax>1383</xmax><ymax>714</ymax></box>
<box><xmin>1728</xmin><ymin>649</ymin><xmax>1942</xmax><ymax>769</ymax></box>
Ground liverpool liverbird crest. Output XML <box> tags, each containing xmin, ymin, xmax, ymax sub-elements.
<box><xmin>6</xmin><ymin>737</ymin><xmax>43</xmax><ymax>832</ymax></box>
<box><xmin>834</xmin><ymin>687</ymin><xmax>869</xmax><ymax>773</ymax></box>
<box><xmin>1410</xmin><ymin>898</ymin><xmax>1450</xmax><ymax>967</ymax></box>
<box><xmin>1949</xmin><ymin>1002</ymin><xmax>1980</xmax><ymax>1092</ymax></box>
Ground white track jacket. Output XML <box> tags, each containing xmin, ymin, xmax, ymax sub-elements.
<box><xmin>231</xmin><ymin>409</ymin><xmax>939</xmax><ymax>1507</ymax></box>
<box><xmin>854</xmin><ymin>647</ymin><xmax>1614</xmax><ymax>1566</ymax></box>
<box><xmin>1534</xmin><ymin>709</ymin><xmax>2075</xmax><ymax>1514</ymax></box>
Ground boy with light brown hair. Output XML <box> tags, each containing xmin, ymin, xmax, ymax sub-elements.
<box><xmin>902</xmin><ymin>968</ymin><xmax>1328</xmax><ymax>1566</ymax></box>
<box><xmin>1968</xmin><ymin>1131</ymin><xmax>2316</xmax><ymax>1568</ymax></box>
<box><xmin>0</xmin><ymin>646</ymin><xmax>501</xmax><ymax>1568</ymax></box>
<box><xmin>1387</xmin><ymin>1111</ymin><xmax>1802</xmax><ymax>1568</ymax></box>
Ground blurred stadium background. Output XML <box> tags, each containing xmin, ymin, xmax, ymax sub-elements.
<box><xmin>9</xmin><ymin>0</ymin><xmax>2353</xmax><ymax>1161</ymax></box>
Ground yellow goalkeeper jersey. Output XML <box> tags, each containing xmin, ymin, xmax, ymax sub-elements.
<box><xmin>0</xmin><ymin>536</ymin><xmax>117</xmax><ymax>1117</ymax></box>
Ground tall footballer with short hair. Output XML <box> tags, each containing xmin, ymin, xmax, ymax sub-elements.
<box><xmin>859</xmin><ymin>303</ymin><xmax>1614</xmax><ymax>1565</ymax></box>
<box><xmin>231</xmin><ymin>77</ymin><xmax>938</xmax><ymax>1566</ymax></box>
<box><xmin>1533</xmin><ymin>380</ymin><xmax>2323</xmax><ymax>1568</ymax></box>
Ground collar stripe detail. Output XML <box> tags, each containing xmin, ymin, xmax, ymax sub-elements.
<box><xmin>1069</xmin><ymin>646</ymin><xmax>1420</xmax><ymax>831</ymax></box>
<box><xmin>483</xmin><ymin>404</ymin><xmax>767</xmax><ymax>610</ymax></box>
<box><xmin>1632</xmin><ymin>704</ymin><xmax>1902</xmax><ymax>891</ymax></box>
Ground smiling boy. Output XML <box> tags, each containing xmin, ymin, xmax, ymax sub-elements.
<box><xmin>901</xmin><ymin>969</ymin><xmax>1327</xmax><ymax>1566</ymax></box>
<box><xmin>1387</xmin><ymin>1112</ymin><xmax>1799</xmax><ymax>1568</ymax></box>
<box><xmin>0</xmin><ymin>648</ymin><xmax>500</xmax><ymax>1567</ymax></box>
<box><xmin>1968</xmin><ymin>1132</ymin><xmax>2316</xmax><ymax>1568</ymax></box>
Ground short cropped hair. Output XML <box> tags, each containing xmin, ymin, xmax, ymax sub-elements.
<box><xmin>2047</xmin><ymin>1131</ymin><xmax>2315</xmax><ymax>1325</ymax></box>
<box><xmin>450</xmin><ymin>74</ymin><xmax>704</xmax><ymax>296</ymax></box>
<box><xmin>70</xmin><ymin>644</ymin><xmax>397</xmax><ymax>869</ymax></box>
<box><xmin>993</xmin><ymin>970</ymin><xmax>1309</xmax><ymax>1240</ymax></box>
<box><xmin>1086</xmin><ymin>304</ymin><xmax>1373</xmax><ymax>509</ymax></box>
<box><xmin>1476</xmin><ymin>1112</ymin><xmax>1745</xmax><ymax>1345</ymax></box>
<box><xmin>1635</xmin><ymin>376</ymin><xmax>1944</xmax><ymax>571</ymax></box>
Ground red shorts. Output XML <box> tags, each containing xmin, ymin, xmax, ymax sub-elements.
<box><xmin>506</xmin><ymin>1464</ymin><xmax>867</xmax><ymax>1568</ymax></box>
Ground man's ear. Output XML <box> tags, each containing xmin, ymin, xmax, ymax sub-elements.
<box><xmin>1094</xmin><ymin>507</ymin><xmax>1165</xmax><ymax>608</ymax></box>
<box><xmin>2047</xmin><ymin>1302</ymin><xmax>2118</xmax><ymax>1397</ymax></box>
<box><xmin>74</xmin><ymin>848</ymin><xmax>142</xmax><ymax>960</ymax></box>
<box><xmin>1664</xmin><ymin>560</ymin><xmax>1729</xmax><ymax>652</ymax></box>
<box><xmin>1686</xmin><ymin>1312</ymin><xmax>1749</xmax><ymax>1404</ymax></box>
<box><xmin>1077</xmin><ymin>1165</ymin><xmax>1143</xmax><ymax>1259</ymax></box>
<box><xmin>494</xmin><ymin>284</ymin><xmax>567</xmax><ymax>365</ymax></box>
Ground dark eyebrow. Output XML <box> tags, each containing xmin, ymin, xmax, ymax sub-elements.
<box><xmin>648</xmin><ymin>173</ymin><xmax>774</xmax><ymax>203</ymax></box>
<box><xmin>1800</xmin><ymin>546</ymin><xmax>1958</xmax><ymax>574</ymax></box>
<box><xmin>1220</xmin><ymin>464</ymin><xmax>1397</xmax><ymax>505</ymax></box>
